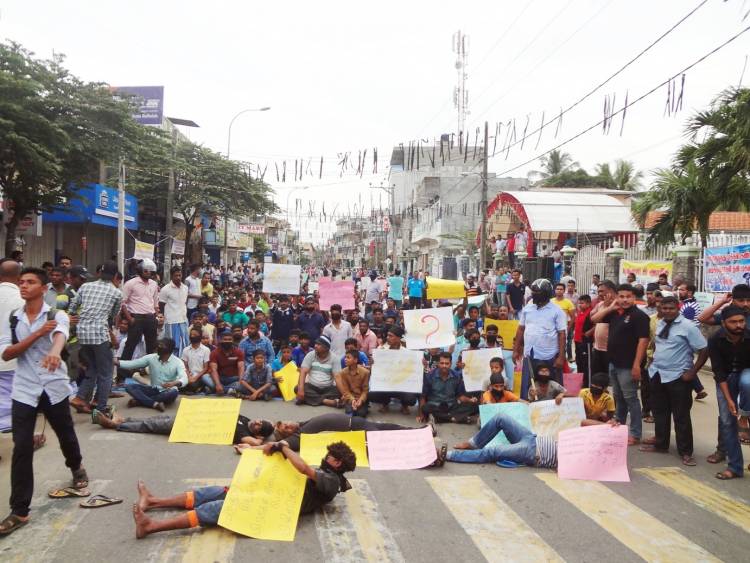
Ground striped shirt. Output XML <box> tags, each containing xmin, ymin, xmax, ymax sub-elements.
<box><xmin>535</xmin><ymin>435</ymin><xmax>558</xmax><ymax>469</ymax></box>
<box><xmin>70</xmin><ymin>280</ymin><xmax>122</xmax><ymax>345</ymax></box>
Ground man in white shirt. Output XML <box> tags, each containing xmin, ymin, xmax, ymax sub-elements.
<box><xmin>159</xmin><ymin>266</ymin><xmax>189</xmax><ymax>356</ymax></box>
<box><xmin>322</xmin><ymin>304</ymin><xmax>353</xmax><ymax>357</ymax></box>
<box><xmin>184</xmin><ymin>264</ymin><xmax>202</xmax><ymax>323</ymax></box>
<box><xmin>181</xmin><ymin>326</ymin><xmax>211</xmax><ymax>392</ymax></box>
<box><xmin>0</xmin><ymin>259</ymin><xmax>25</xmax><ymax>432</ymax></box>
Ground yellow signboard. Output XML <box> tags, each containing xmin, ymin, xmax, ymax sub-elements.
<box><xmin>300</xmin><ymin>431</ymin><xmax>369</xmax><ymax>467</ymax></box>
<box><xmin>425</xmin><ymin>276</ymin><xmax>466</xmax><ymax>299</ymax></box>
<box><xmin>218</xmin><ymin>449</ymin><xmax>307</xmax><ymax>541</ymax></box>
<box><xmin>484</xmin><ymin>319</ymin><xmax>519</xmax><ymax>350</ymax></box>
<box><xmin>168</xmin><ymin>398</ymin><xmax>241</xmax><ymax>445</ymax></box>
<box><xmin>274</xmin><ymin>361</ymin><xmax>299</xmax><ymax>401</ymax></box>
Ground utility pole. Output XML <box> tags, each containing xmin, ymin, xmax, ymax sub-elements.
<box><xmin>452</xmin><ymin>30</ymin><xmax>469</xmax><ymax>139</ymax></box>
<box><xmin>164</xmin><ymin>126</ymin><xmax>177</xmax><ymax>273</ymax></box>
<box><xmin>117</xmin><ymin>158</ymin><xmax>126</xmax><ymax>275</ymax></box>
<box><xmin>478</xmin><ymin>120</ymin><xmax>488</xmax><ymax>277</ymax></box>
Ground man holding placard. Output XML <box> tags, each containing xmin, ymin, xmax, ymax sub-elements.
<box><xmin>369</xmin><ymin>327</ymin><xmax>418</xmax><ymax>414</ymax></box>
<box><xmin>132</xmin><ymin>441</ymin><xmax>356</xmax><ymax>539</ymax></box>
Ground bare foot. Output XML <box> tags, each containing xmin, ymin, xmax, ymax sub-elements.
<box><xmin>453</xmin><ymin>441</ymin><xmax>474</xmax><ymax>450</ymax></box>
<box><xmin>133</xmin><ymin>503</ymin><xmax>152</xmax><ymax>539</ymax></box>
<box><xmin>137</xmin><ymin>480</ymin><xmax>153</xmax><ymax>512</ymax></box>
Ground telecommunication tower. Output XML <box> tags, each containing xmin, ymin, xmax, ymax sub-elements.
<box><xmin>452</xmin><ymin>30</ymin><xmax>469</xmax><ymax>138</ymax></box>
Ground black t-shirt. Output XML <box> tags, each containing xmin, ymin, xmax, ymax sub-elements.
<box><xmin>506</xmin><ymin>282</ymin><xmax>526</xmax><ymax>311</ymax></box>
<box><xmin>284</xmin><ymin>413</ymin><xmax>353</xmax><ymax>451</ymax></box>
<box><xmin>232</xmin><ymin>415</ymin><xmax>252</xmax><ymax>444</ymax></box>
<box><xmin>299</xmin><ymin>469</ymin><xmax>343</xmax><ymax>514</ymax></box>
<box><xmin>603</xmin><ymin>306</ymin><xmax>650</xmax><ymax>369</ymax></box>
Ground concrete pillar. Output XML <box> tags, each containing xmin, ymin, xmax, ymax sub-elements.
<box><xmin>672</xmin><ymin>237</ymin><xmax>701</xmax><ymax>285</ymax></box>
<box><xmin>604</xmin><ymin>242</ymin><xmax>625</xmax><ymax>283</ymax></box>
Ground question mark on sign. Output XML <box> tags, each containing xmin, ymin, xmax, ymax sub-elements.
<box><xmin>420</xmin><ymin>314</ymin><xmax>439</xmax><ymax>345</ymax></box>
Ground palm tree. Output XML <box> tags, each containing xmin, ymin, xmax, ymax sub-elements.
<box><xmin>612</xmin><ymin>159</ymin><xmax>643</xmax><ymax>190</ymax></box>
<box><xmin>594</xmin><ymin>162</ymin><xmax>615</xmax><ymax>187</ymax></box>
<box><xmin>632</xmin><ymin>162</ymin><xmax>717</xmax><ymax>248</ymax></box>
<box><xmin>529</xmin><ymin>149</ymin><xmax>578</xmax><ymax>180</ymax></box>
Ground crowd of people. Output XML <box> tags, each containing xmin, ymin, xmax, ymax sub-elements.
<box><xmin>0</xmin><ymin>250</ymin><xmax>748</xmax><ymax>539</ymax></box>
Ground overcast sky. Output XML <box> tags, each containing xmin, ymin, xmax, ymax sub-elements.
<box><xmin>2</xmin><ymin>0</ymin><xmax>748</xmax><ymax>241</ymax></box>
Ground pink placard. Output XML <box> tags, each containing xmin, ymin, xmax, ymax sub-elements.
<box><xmin>557</xmin><ymin>424</ymin><xmax>630</xmax><ymax>482</ymax></box>
<box><xmin>319</xmin><ymin>280</ymin><xmax>356</xmax><ymax>311</ymax></box>
<box><xmin>563</xmin><ymin>372</ymin><xmax>583</xmax><ymax>397</ymax></box>
<box><xmin>366</xmin><ymin>426</ymin><xmax>437</xmax><ymax>470</ymax></box>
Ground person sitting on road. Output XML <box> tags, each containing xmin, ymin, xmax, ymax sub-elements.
<box><xmin>132</xmin><ymin>441</ymin><xmax>357</xmax><ymax>539</ymax></box>
<box><xmin>339</xmin><ymin>337</ymin><xmax>369</xmax><ymax>368</ymax></box>
<box><xmin>115</xmin><ymin>338</ymin><xmax>187</xmax><ymax>412</ymax></box>
<box><xmin>418</xmin><ymin>352</ymin><xmax>479</xmax><ymax>425</ymax></box>
<box><xmin>239</xmin><ymin>349</ymin><xmax>277</xmax><ymax>401</ymax></box>
<box><xmin>481</xmin><ymin>364</ymin><xmax>521</xmax><ymax>404</ymax></box>
<box><xmin>446</xmin><ymin>411</ymin><xmax>618</xmax><ymax>467</ymax></box>
<box><xmin>204</xmin><ymin>330</ymin><xmax>244</xmax><ymax>395</ymax></box>
<box><xmin>180</xmin><ymin>327</ymin><xmax>210</xmax><ymax>393</ymax></box>
<box><xmin>339</xmin><ymin>349</ymin><xmax>370</xmax><ymax>417</ymax></box>
<box><xmin>527</xmin><ymin>362</ymin><xmax>566</xmax><ymax>404</ymax></box>
<box><xmin>579</xmin><ymin>372</ymin><xmax>615</xmax><ymax>422</ymax></box>
<box><xmin>296</xmin><ymin>335</ymin><xmax>342</xmax><ymax>408</ymax></box>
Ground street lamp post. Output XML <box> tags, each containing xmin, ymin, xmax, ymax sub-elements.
<box><xmin>224</xmin><ymin>106</ymin><xmax>271</xmax><ymax>266</ymax></box>
<box><xmin>286</xmin><ymin>186</ymin><xmax>309</xmax><ymax>264</ymax></box>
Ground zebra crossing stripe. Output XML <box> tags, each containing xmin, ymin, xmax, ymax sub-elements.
<box><xmin>3</xmin><ymin>479</ymin><xmax>111</xmax><ymax>563</ymax></box>
<box><xmin>536</xmin><ymin>473</ymin><xmax>722</xmax><ymax>563</ymax></box>
<box><xmin>636</xmin><ymin>467</ymin><xmax>750</xmax><ymax>532</ymax></box>
<box><xmin>315</xmin><ymin>478</ymin><xmax>405</xmax><ymax>562</ymax></box>
<box><xmin>149</xmin><ymin>479</ymin><xmax>235</xmax><ymax>563</ymax></box>
<box><xmin>426</xmin><ymin>475</ymin><xmax>563</xmax><ymax>562</ymax></box>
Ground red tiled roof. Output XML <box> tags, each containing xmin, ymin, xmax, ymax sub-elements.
<box><xmin>644</xmin><ymin>211</ymin><xmax>750</xmax><ymax>232</ymax></box>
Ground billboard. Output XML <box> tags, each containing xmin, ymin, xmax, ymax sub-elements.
<box><xmin>239</xmin><ymin>224</ymin><xmax>265</xmax><ymax>235</ymax></box>
<box><xmin>112</xmin><ymin>86</ymin><xmax>164</xmax><ymax>125</ymax></box>
<box><xmin>618</xmin><ymin>260</ymin><xmax>673</xmax><ymax>285</ymax></box>
<box><xmin>43</xmin><ymin>184</ymin><xmax>138</xmax><ymax>230</ymax></box>
<box><xmin>704</xmin><ymin>244</ymin><xmax>750</xmax><ymax>292</ymax></box>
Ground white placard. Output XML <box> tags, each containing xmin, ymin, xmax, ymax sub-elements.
<box><xmin>403</xmin><ymin>307</ymin><xmax>456</xmax><ymax>350</ymax></box>
<box><xmin>171</xmin><ymin>239</ymin><xmax>185</xmax><ymax>256</ymax></box>
<box><xmin>461</xmin><ymin>348</ymin><xmax>503</xmax><ymax>393</ymax></box>
<box><xmin>262</xmin><ymin>264</ymin><xmax>301</xmax><ymax>295</ymax></box>
<box><xmin>529</xmin><ymin>397</ymin><xmax>586</xmax><ymax>437</ymax></box>
<box><xmin>370</xmin><ymin>349</ymin><xmax>424</xmax><ymax>393</ymax></box>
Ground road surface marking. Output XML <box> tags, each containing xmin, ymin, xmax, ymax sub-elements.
<box><xmin>148</xmin><ymin>479</ymin><xmax>235</xmax><ymax>563</ymax></box>
<box><xmin>636</xmin><ymin>466</ymin><xmax>750</xmax><ymax>531</ymax></box>
<box><xmin>2</xmin><ymin>479</ymin><xmax>111</xmax><ymax>563</ymax></box>
<box><xmin>316</xmin><ymin>478</ymin><xmax>405</xmax><ymax>562</ymax></box>
<box><xmin>536</xmin><ymin>473</ymin><xmax>722</xmax><ymax>563</ymax></box>
<box><xmin>426</xmin><ymin>475</ymin><xmax>562</xmax><ymax>562</ymax></box>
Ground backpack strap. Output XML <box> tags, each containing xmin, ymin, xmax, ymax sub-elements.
<box><xmin>9</xmin><ymin>308</ymin><xmax>20</xmax><ymax>346</ymax></box>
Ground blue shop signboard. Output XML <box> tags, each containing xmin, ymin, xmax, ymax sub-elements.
<box><xmin>43</xmin><ymin>184</ymin><xmax>138</xmax><ymax>229</ymax></box>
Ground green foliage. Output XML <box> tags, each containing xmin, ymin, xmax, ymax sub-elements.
<box><xmin>439</xmin><ymin>230</ymin><xmax>478</xmax><ymax>254</ymax></box>
<box><xmin>529</xmin><ymin>149</ymin><xmax>578</xmax><ymax>180</ymax></box>
<box><xmin>543</xmin><ymin>169</ymin><xmax>600</xmax><ymax>187</ymax></box>
<box><xmin>252</xmin><ymin>235</ymin><xmax>268</xmax><ymax>261</ymax></box>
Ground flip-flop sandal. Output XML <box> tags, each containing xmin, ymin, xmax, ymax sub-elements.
<box><xmin>715</xmin><ymin>470</ymin><xmax>741</xmax><ymax>480</ymax></box>
<box><xmin>682</xmin><ymin>456</ymin><xmax>697</xmax><ymax>466</ymax></box>
<box><xmin>79</xmin><ymin>495</ymin><xmax>123</xmax><ymax>508</ymax></box>
<box><xmin>72</xmin><ymin>468</ymin><xmax>89</xmax><ymax>490</ymax></box>
<box><xmin>48</xmin><ymin>487</ymin><xmax>91</xmax><ymax>498</ymax></box>
<box><xmin>496</xmin><ymin>460</ymin><xmax>520</xmax><ymax>468</ymax></box>
<box><xmin>429</xmin><ymin>444</ymin><xmax>448</xmax><ymax>468</ymax></box>
<box><xmin>0</xmin><ymin>514</ymin><xmax>29</xmax><ymax>536</ymax></box>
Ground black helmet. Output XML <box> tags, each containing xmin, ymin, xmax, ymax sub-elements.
<box><xmin>530</xmin><ymin>278</ymin><xmax>553</xmax><ymax>303</ymax></box>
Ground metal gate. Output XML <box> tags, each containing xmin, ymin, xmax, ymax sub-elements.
<box><xmin>572</xmin><ymin>245</ymin><xmax>606</xmax><ymax>289</ymax></box>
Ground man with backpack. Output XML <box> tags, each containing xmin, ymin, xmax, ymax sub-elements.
<box><xmin>0</xmin><ymin>267</ymin><xmax>89</xmax><ymax>536</ymax></box>
<box><xmin>69</xmin><ymin>261</ymin><xmax>122</xmax><ymax>415</ymax></box>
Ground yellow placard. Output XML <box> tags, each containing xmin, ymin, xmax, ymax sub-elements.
<box><xmin>425</xmin><ymin>276</ymin><xmax>466</xmax><ymax>299</ymax></box>
<box><xmin>484</xmin><ymin>319</ymin><xmax>519</xmax><ymax>350</ymax></box>
<box><xmin>168</xmin><ymin>398</ymin><xmax>241</xmax><ymax>445</ymax></box>
<box><xmin>274</xmin><ymin>361</ymin><xmax>299</xmax><ymax>401</ymax></box>
<box><xmin>218</xmin><ymin>449</ymin><xmax>306</xmax><ymax>541</ymax></box>
<box><xmin>619</xmin><ymin>260</ymin><xmax>673</xmax><ymax>284</ymax></box>
<box><xmin>513</xmin><ymin>370</ymin><xmax>523</xmax><ymax>396</ymax></box>
<box><xmin>300</xmin><ymin>431</ymin><xmax>369</xmax><ymax>467</ymax></box>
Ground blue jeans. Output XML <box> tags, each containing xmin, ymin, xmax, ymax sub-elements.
<box><xmin>78</xmin><ymin>341</ymin><xmax>114</xmax><ymax>410</ymax></box>
<box><xmin>192</xmin><ymin>486</ymin><xmax>228</xmax><ymax>526</ymax></box>
<box><xmin>446</xmin><ymin>412</ymin><xmax>537</xmax><ymax>465</ymax></box>
<box><xmin>738</xmin><ymin>368</ymin><xmax>750</xmax><ymax>416</ymax></box>
<box><xmin>201</xmin><ymin>374</ymin><xmax>240</xmax><ymax>394</ymax></box>
<box><xmin>609</xmin><ymin>364</ymin><xmax>642</xmax><ymax>439</ymax></box>
<box><xmin>125</xmin><ymin>382</ymin><xmax>179</xmax><ymax>408</ymax></box>
<box><xmin>716</xmin><ymin>375</ymin><xmax>744</xmax><ymax>476</ymax></box>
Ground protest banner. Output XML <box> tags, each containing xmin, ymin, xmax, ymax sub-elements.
<box><xmin>274</xmin><ymin>361</ymin><xmax>299</xmax><ymax>401</ymax></box>
<box><xmin>557</xmin><ymin>424</ymin><xmax>630</xmax><ymax>482</ymax></box>
<box><xmin>168</xmin><ymin>398</ymin><xmax>241</xmax><ymax>445</ymax></box>
<box><xmin>262</xmin><ymin>264</ymin><xmax>301</xmax><ymax>295</ymax></box>
<box><xmin>462</xmin><ymin>348</ymin><xmax>502</xmax><ymax>393</ymax></box>
<box><xmin>618</xmin><ymin>260</ymin><xmax>673</xmax><ymax>285</ymax></box>
<box><xmin>704</xmin><ymin>243</ymin><xmax>750</xmax><ymax>292</ymax></box>
<box><xmin>370</xmin><ymin>349</ymin><xmax>424</xmax><ymax>393</ymax></box>
<box><xmin>529</xmin><ymin>397</ymin><xmax>586</xmax><ymax>437</ymax></box>
<box><xmin>563</xmin><ymin>372</ymin><xmax>583</xmax><ymax>397</ymax></box>
<box><xmin>318</xmin><ymin>279</ymin><xmax>355</xmax><ymax>310</ymax></box>
<box><xmin>403</xmin><ymin>306</ymin><xmax>455</xmax><ymax>349</ymax></box>
<box><xmin>218</xmin><ymin>449</ymin><xmax>306</xmax><ymax>541</ymax></box>
<box><xmin>299</xmin><ymin>431</ymin><xmax>369</xmax><ymax>467</ymax></box>
<box><xmin>466</xmin><ymin>294</ymin><xmax>487</xmax><ymax>309</ymax></box>
<box><xmin>133</xmin><ymin>240</ymin><xmax>155</xmax><ymax>261</ymax></box>
<box><xmin>366</xmin><ymin>426</ymin><xmax>437</xmax><ymax>470</ymax></box>
<box><xmin>693</xmin><ymin>291</ymin><xmax>716</xmax><ymax>311</ymax></box>
<box><xmin>478</xmin><ymin>402</ymin><xmax>531</xmax><ymax>446</ymax></box>
<box><xmin>308</xmin><ymin>281</ymin><xmax>319</xmax><ymax>292</ymax></box>
<box><xmin>425</xmin><ymin>276</ymin><xmax>466</xmax><ymax>299</ymax></box>
<box><xmin>170</xmin><ymin>239</ymin><xmax>185</xmax><ymax>256</ymax></box>
<box><xmin>484</xmin><ymin>319</ymin><xmax>519</xmax><ymax>350</ymax></box>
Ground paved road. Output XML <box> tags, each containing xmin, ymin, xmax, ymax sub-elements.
<box><xmin>1</xmin><ymin>371</ymin><xmax>749</xmax><ymax>562</ymax></box>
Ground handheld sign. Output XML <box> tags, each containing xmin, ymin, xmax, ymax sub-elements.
<box><xmin>462</xmin><ymin>348</ymin><xmax>501</xmax><ymax>393</ymax></box>
<box><xmin>263</xmin><ymin>264</ymin><xmax>301</xmax><ymax>295</ymax></box>
<box><xmin>529</xmin><ymin>397</ymin><xmax>586</xmax><ymax>437</ymax></box>
<box><xmin>484</xmin><ymin>319</ymin><xmax>519</xmax><ymax>350</ymax></box>
<box><xmin>370</xmin><ymin>349</ymin><xmax>424</xmax><ymax>393</ymax></box>
<box><xmin>300</xmin><ymin>431</ymin><xmax>369</xmax><ymax>467</ymax></box>
<box><xmin>168</xmin><ymin>398</ymin><xmax>241</xmax><ymax>445</ymax></box>
<box><xmin>319</xmin><ymin>279</ymin><xmax>355</xmax><ymax>310</ymax></box>
<box><xmin>558</xmin><ymin>424</ymin><xmax>630</xmax><ymax>482</ymax></box>
<box><xmin>274</xmin><ymin>361</ymin><xmax>299</xmax><ymax>401</ymax></box>
<box><xmin>366</xmin><ymin>426</ymin><xmax>437</xmax><ymax>470</ymax></box>
<box><xmin>403</xmin><ymin>307</ymin><xmax>455</xmax><ymax>350</ymax></box>
<box><xmin>425</xmin><ymin>276</ymin><xmax>466</xmax><ymax>299</ymax></box>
